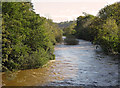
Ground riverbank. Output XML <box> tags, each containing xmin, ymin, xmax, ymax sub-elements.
<box><xmin>2</xmin><ymin>39</ymin><xmax>119</xmax><ymax>86</ymax></box>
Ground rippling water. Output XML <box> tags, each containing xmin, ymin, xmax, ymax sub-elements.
<box><xmin>2</xmin><ymin>39</ymin><xmax>119</xmax><ymax>86</ymax></box>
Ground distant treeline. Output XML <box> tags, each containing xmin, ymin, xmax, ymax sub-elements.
<box><xmin>2</xmin><ymin>2</ymin><xmax>62</xmax><ymax>71</ymax></box>
<box><xmin>74</xmin><ymin>2</ymin><xmax>120</xmax><ymax>54</ymax></box>
<box><xmin>57</xmin><ymin>21</ymin><xmax>76</xmax><ymax>36</ymax></box>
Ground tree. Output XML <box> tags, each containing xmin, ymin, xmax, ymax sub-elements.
<box><xmin>74</xmin><ymin>2</ymin><xmax>120</xmax><ymax>54</ymax></box>
<box><xmin>2</xmin><ymin>2</ymin><xmax>62</xmax><ymax>71</ymax></box>
<box><xmin>97</xmin><ymin>18</ymin><xmax>119</xmax><ymax>53</ymax></box>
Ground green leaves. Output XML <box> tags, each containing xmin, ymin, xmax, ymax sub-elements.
<box><xmin>75</xmin><ymin>2</ymin><xmax>120</xmax><ymax>54</ymax></box>
<box><xmin>2</xmin><ymin>2</ymin><xmax>62</xmax><ymax>71</ymax></box>
<box><xmin>74</xmin><ymin>14</ymin><xmax>96</xmax><ymax>41</ymax></box>
<box><xmin>96</xmin><ymin>3</ymin><xmax>120</xmax><ymax>54</ymax></box>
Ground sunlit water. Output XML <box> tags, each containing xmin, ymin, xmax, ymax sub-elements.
<box><xmin>2</xmin><ymin>39</ymin><xmax>119</xmax><ymax>86</ymax></box>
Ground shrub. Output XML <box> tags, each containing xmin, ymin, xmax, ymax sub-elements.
<box><xmin>64</xmin><ymin>35</ymin><xmax>79</xmax><ymax>45</ymax></box>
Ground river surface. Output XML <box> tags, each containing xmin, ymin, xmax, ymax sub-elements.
<box><xmin>2</xmin><ymin>39</ymin><xmax>119</xmax><ymax>87</ymax></box>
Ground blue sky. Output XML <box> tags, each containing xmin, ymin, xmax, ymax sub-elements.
<box><xmin>32</xmin><ymin>0</ymin><xmax>119</xmax><ymax>23</ymax></box>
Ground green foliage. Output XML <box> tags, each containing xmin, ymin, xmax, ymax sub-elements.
<box><xmin>64</xmin><ymin>35</ymin><xmax>79</xmax><ymax>45</ymax></box>
<box><xmin>2</xmin><ymin>2</ymin><xmax>62</xmax><ymax>71</ymax></box>
<box><xmin>74</xmin><ymin>14</ymin><xmax>95</xmax><ymax>41</ymax></box>
<box><xmin>46</xmin><ymin>19</ymin><xmax>63</xmax><ymax>43</ymax></box>
<box><xmin>74</xmin><ymin>2</ymin><xmax>120</xmax><ymax>54</ymax></box>
<box><xmin>96</xmin><ymin>3</ymin><xmax>120</xmax><ymax>54</ymax></box>
<box><xmin>57</xmin><ymin>21</ymin><xmax>76</xmax><ymax>36</ymax></box>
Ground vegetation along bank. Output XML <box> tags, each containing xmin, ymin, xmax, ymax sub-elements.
<box><xmin>2</xmin><ymin>2</ymin><xmax>62</xmax><ymax>71</ymax></box>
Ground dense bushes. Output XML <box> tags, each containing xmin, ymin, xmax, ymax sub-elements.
<box><xmin>2</xmin><ymin>2</ymin><xmax>62</xmax><ymax>71</ymax></box>
<box><xmin>64</xmin><ymin>35</ymin><xmax>79</xmax><ymax>45</ymax></box>
<box><xmin>95</xmin><ymin>3</ymin><xmax>120</xmax><ymax>54</ymax></box>
<box><xmin>74</xmin><ymin>13</ymin><xmax>96</xmax><ymax>41</ymax></box>
<box><xmin>74</xmin><ymin>2</ymin><xmax>120</xmax><ymax>54</ymax></box>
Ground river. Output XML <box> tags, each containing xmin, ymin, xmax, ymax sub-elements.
<box><xmin>2</xmin><ymin>39</ymin><xmax>119</xmax><ymax>87</ymax></box>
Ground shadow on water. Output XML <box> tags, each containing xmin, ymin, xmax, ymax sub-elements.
<box><xmin>2</xmin><ymin>39</ymin><xmax>119</xmax><ymax>87</ymax></box>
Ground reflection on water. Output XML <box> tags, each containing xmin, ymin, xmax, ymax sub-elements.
<box><xmin>2</xmin><ymin>39</ymin><xmax>118</xmax><ymax>86</ymax></box>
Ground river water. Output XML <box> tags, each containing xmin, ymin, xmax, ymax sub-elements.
<box><xmin>2</xmin><ymin>39</ymin><xmax>119</xmax><ymax>87</ymax></box>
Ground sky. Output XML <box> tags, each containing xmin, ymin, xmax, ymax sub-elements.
<box><xmin>31</xmin><ymin>0</ymin><xmax>119</xmax><ymax>23</ymax></box>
